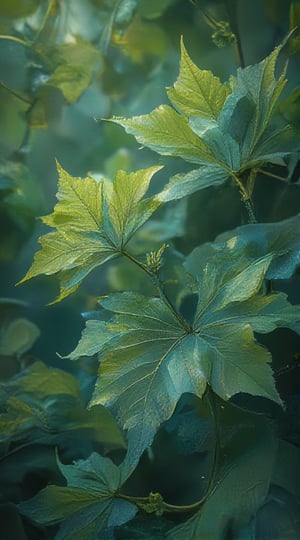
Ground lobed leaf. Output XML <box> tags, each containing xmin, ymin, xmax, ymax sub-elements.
<box><xmin>19</xmin><ymin>163</ymin><xmax>161</xmax><ymax>301</ymax></box>
<box><xmin>71</xmin><ymin>249</ymin><xmax>300</xmax><ymax>471</ymax></box>
<box><xmin>19</xmin><ymin>453</ymin><xmax>137</xmax><ymax>539</ymax></box>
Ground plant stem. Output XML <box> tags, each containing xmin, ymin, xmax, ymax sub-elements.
<box><xmin>122</xmin><ymin>249</ymin><xmax>192</xmax><ymax>333</ymax></box>
<box><xmin>0</xmin><ymin>81</ymin><xmax>31</xmax><ymax>105</ymax></box>
<box><xmin>115</xmin><ymin>388</ymin><xmax>220</xmax><ymax>516</ymax></box>
<box><xmin>0</xmin><ymin>35</ymin><xmax>29</xmax><ymax>47</ymax></box>
<box><xmin>231</xmin><ymin>172</ymin><xmax>257</xmax><ymax>224</ymax></box>
<box><xmin>224</xmin><ymin>0</ymin><xmax>245</xmax><ymax>67</ymax></box>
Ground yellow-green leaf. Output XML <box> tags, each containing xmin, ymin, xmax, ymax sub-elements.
<box><xmin>167</xmin><ymin>37</ymin><xmax>230</xmax><ymax>119</ymax></box>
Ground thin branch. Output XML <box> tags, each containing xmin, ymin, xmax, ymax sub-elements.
<box><xmin>122</xmin><ymin>249</ymin><xmax>192</xmax><ymax>333</ymax></box>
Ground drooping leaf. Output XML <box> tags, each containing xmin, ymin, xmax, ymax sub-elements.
<box><xmin>19</xmin><ymin>453</ymin><xmax>137</xmax><ymax>540</ymax></box>
<box><xmin>19</xmin><ymin>163</ymin><xmax>161</xmax><ymax>301</ymax></box>
<box><xmin>167</xmin><ymin>37</ymin><xmax>230</xmax><ymax>119</ymax></box>
<box><xmin>110</xmin><ymin>105</ymin><xmax>215</xmax><ymax>165</ymax></box>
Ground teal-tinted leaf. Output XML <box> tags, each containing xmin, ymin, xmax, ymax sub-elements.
<box><xmin>0</xmin><ymin>317</ymin><xmax>40</xmax><ymax>356</ymax></box>
<box><xmin>219</xmin><ymin>38</ymin><xmax>288</xmax><ymax>163</ymax></box>
<box><xmin>110</xmin><ymin>105</ymin><xmax>215</xmax><ymax>165</ymax></box>
<box><xmin>168</xmin><ymin>416</ymin><xmax>276</xmax><ymax>540</ymax></box>
<box><xmin>77</xmin><ymin>293</ymin><xmax>207</xmax><ymax>471</ymax></box>
<box><xmin>19</xmin><ymin>453</ymin><xmax>137</xmax><ymax>539</ymax></box>
<box><xmin>156</xmin><ymin>166</ymin><xmax>229</xmax><ymax>202</ymax></box>
<box><xmin>19</xmin><ymin>163</ymin><xmax>161</xmax><ymax>301</ymax></box>
<box><xmin>76</xmin><ymin>250</ymin><xmax>297</xmax><ymax>470</ymax></box>
<box><xmin>188</xmin><ymin>116</ymin><xmax>240</xmax><ymax>170</ymax></box>
<box><xmin>167</xmin><ymin>37</ymin><xmax>230</xmax><ymax>119</ymax></box>
<box><xmin>246</xmin><ymin>123</ymin><xmax>298</xmax><ymax>166</ymax></box>
<box><xmin>213</xmin><ymin>214</ymin><xmax>300</xmax><ymax>279</ymax></box>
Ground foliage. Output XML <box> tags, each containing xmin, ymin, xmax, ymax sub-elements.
<box><xmin>1</xmin><ymin>1</ymin><xmax>300</xmax><ymax>539</ymax></box>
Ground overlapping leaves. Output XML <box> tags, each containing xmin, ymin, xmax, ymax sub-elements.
<box><xmin>70</xmin><ymin>250</ymin><xmax>299</xmax><ymax>471</ymax></box>
<box><xmin>19</xmin><ymin>163</ymin><xmax>161</xmax><ymax>301</ymax></box>
<box><xmin>19</xmin><ymin>452</ymin><xmax>137</xmax><ymax>540</ymax></box>
<box><xmin>112</xmin><ymin>37</ymin><xmax>296</xmax><ymax>202</ymax></box>
<box><xmin>0</xmin><ymin>361</ymin><xmax>125</xmax><ymax>452</ymax></box>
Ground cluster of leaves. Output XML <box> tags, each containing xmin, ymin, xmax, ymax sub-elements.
<box><xmin>14</xmin><ymin>31</ymin><xmax>300</xmax><ymax>539</ymax></box>
<box><xmin>1</xmin><ymin>1</ymin><xmax>300</xmax><ymax>539</ymax></box>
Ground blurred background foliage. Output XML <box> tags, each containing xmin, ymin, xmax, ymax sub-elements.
<box><xmin>0</xmin><ymin>1</ymin><xmax>300</xmax><ymax>538</ymax></box>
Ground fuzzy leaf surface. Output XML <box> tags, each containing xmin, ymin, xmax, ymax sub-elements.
<box><xmin>19</xmin><ymin>164</ymin><xmax>161</xmax><ymax>301</ymax></box>
<box><xmin>19</xmin><ymin>453</ymin><xmax>137</xmax><ymax>539</ymax></box>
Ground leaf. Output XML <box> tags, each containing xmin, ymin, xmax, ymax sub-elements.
<box><xmin>156</xmin><ymin>166</ymin><xmax>229</xmax><ymax>202</ymax></box>
<box><xmin>0</xmin><ymin>361</ymin><xmax>126</xmax><ymax>450</ymax></box>
<box><xmin>167</xmin><ymin>414</ymin><xmax>276</xmax><ymax>540</ymax></box>
<box><xmin>71</xmin><ymin>249</ymin><xmax>300</xmax><ymax>471</ymax></box>
<box><xmin>0</xmin><ymin>317</ymin><xmax>40</xmax><ymax>356</ymax></box>
<box><xmin>167</xmin><ymin>37</ymin><xmax>230</xmax><ymax>119</ymax></box>
<box><xmin>212</xmin><ymin>214</ymin><xmax>300</xmax><ymax>279</ymax></box>
<box><xmin>2</xmin><ymin>360</ymin><xmax>80</xmax><ymax>399</ymax></box>
<box><xmin>105</xmin><ymin>167</ymin><xmax>162</xmax><ymax>245</ymax></box>
<box><xmin>74</xmin><ymin>293</ymin><xmax>208</xmax><ymax>472</ymax></box>
<box><xmin>46</xmin><ymin>64</ymin><xmax>93</xmax><ymax>104</ymax></box>
<box><xmin>19</xmin><ymin>163</ymin><xmax>161</xmax><ymax>302</ymax></box>
<box><xmin>219</xmin><ymin>38</ymin><xmax>288</xmax><ymax>163</ymax></box>
<box><xmin>19</xmin><ymin>453</ymin><xmax>137</xmax><ymax>540</ymax></box>
<box><xmin>110</xmin><ymin>105</ymin><xmax>215</xmax><ymax>165</ymax></box>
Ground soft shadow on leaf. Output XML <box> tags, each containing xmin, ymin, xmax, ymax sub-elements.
<box><xmin>19</xmin><ymin>453</ymin><xmax>137</xmax><ymax>539</ymax></box>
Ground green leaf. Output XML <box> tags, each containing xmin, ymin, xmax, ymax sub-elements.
<box><xmin>210</xmin><ymin>214</ymin><xmax>300</xmax><ymax>279</ymax></box>
<box><xmin>110</xmin><ymin>105</ymin><xmax>215</xmax><ymax>165</ymax></box>
<box><xmin>46</xmin><ymin>64</ymin><xmax>93</xmax><ymax>104</ymax></box>
<box><xmin>219</xmin><ymin>38</ymin><xmax>288</xmax><ymax>164</ymax></box>
<box><xmin>0</xmin><ymin>317</ymin><xmax>40</xmax><ymax>356</ymax></box>
<box><xmin>168</xmin><ymin>414</ymin><xmax>276</xmax><ymax>540</ymax></box>
<box><xmin>72</xmin><ymin>249</ymin><xmax>300</xmax><ymax>471</ymax></box>
<box><xmin>105</xmin><ymin>166</ymin><xmax>162</xmax><ymax>245</ymax></box>
<box><xmin>2</xmin><ymin>360</ymin><xmax>80</xmax><ymax>399</ymax></box>
<box><xmin>156</xmin><ymin>166</ymin><xmax>229</xmax><ymax>202</ymax></box>
<box><xmin>19</xmin><ymin>163</ymin><xmax>161</xmax><ymax>301</ymax></box>
<box><xmin>167</xmin><ymin>37</ymin><xmax>230</xmax><ymax>119</ymax></box>
<box><xmin>0</xmin><ymin>361</ymin><xmax>126</xmax><ymax>450</ymax></box>
<box><xmin>19</xmin><ymin>453</ymin><xmax>137</xmax><ymax>539</ymax></box>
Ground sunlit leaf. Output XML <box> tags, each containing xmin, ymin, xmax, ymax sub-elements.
<box><xmin>167</xmin><ymin>37</ymin><xmax>230</xmax><ymax>119</ymax></box>
<box><xmin>110</xmin><ymin>105</ymin><xmax>215</xmax><ymax>165</ymax></box>
<box><xmin>19</xmin><ymin>163</ymin><xmax>161</xmax><ymax>301</ymax></box>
